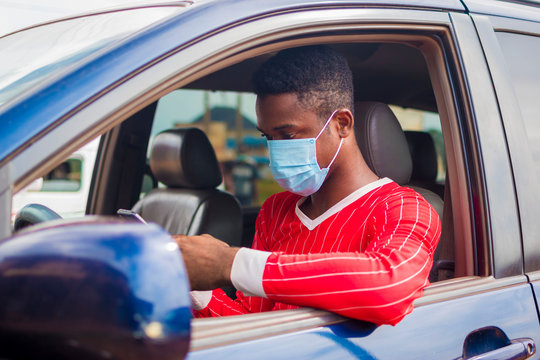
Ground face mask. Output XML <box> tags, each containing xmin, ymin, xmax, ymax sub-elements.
<box><xmin>267</xmin><ymin>110</ymin><xmax>343</xmax><ymax>196</ymax></box>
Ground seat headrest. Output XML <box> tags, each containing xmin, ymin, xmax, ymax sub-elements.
<box><xmin>405</xmin><ymin>131</ymin><xmax>438</xmax><ymax>182</ymax></box>
<box><xmin>354</xmin><ymin>101</ymin><xmax>412</xmax><ymax>185</ymax></box>
<box><xmin>150</xmin><ymin>128</ymin><xmax>222</xmax><ymax>189</ymax></box>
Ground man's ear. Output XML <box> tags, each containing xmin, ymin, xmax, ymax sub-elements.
<box><xmin>335</xmin><ymin>108</ymin><xmax>354</xmax><ymax>137</ymax></box>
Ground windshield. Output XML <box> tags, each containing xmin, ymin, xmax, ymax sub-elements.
<box><xmin>0</xmin><ymin>7</ymin><xmax>184</xmax><ymax>106</ymax></box>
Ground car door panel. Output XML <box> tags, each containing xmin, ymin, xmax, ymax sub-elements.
<box><xmin>192</xmin><ymin>17</ymin><xmax>539</xmax><ymax>358</ymax></box>
<box><xmin>188</xmin><ymin>280</ymin><xmax>539</xmax><ymax>359</ymax></box>
<box><xmin>468</xmin><ymin>7</ymin><xmax>540</xmax><ymax>331</ymax></box>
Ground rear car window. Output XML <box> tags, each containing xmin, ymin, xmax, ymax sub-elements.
<box><xmin>495</xmin><ymin>31</ymin><xmax>540</xmax><ymax>183</ymax></box>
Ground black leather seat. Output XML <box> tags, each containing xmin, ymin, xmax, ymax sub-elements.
<box><xmin>405</xmin><ymin>130</ymin><xmax>444</xmax><ymax>198</ymax></box>
<box><xmin>354</xmin><ymin>101</ymin><xmax>444</xmax><ymax>282</ymax></box>
<box><xmin>133</xmin><ymin>127</ymin><xmax>243</xmax><ymax>248</ymax></box>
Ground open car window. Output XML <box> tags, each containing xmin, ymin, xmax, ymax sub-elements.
<box><xmin>143</xmin><ymin>86</ymin><xmax>446</xmax><ymax>209</ymax></box>
<box><xmin>133</xmin><ymin>40</ymin><xmax>455</xmax><ymax>277</ymax></box>
<box><xmin>146</xmin><ymin>89</ymin><xmax>276</xmax><ymax>206</ymax></box>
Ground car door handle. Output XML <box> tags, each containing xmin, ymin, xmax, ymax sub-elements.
<box><xmin>464</xmin><ymin>338</ymin><xmax>535</xmax><ymax>360</ymax></box>
<box><xmin>461</xmin><ymin>327</ymin><xmax>536</xmax><ymax>360</ymax></box>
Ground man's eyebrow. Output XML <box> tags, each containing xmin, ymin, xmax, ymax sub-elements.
<box><xmin>273</xmin><ymin>124</ymin><xmax>295</xmax><ymax>131</ymax></box>
<box><xmin>256</xmin><ymin>124</ymin><xmax>296</xmax><ymax>133</ymax></box>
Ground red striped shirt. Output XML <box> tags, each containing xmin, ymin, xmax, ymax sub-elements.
<box><xmin>194</xmin><ymin>179</ymin><xmax>441</xmax><ymax>325</ymax></box>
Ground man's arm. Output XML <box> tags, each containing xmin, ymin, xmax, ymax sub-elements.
<box><xmin>239</xmin><ymin>194</ymin><xmax>441</xmax><ymax>325</ymax></box>
<box><xmin>174</xmin><ymin>233</ymin><xmax>238</xmax><ymax>290</ymax></box>
<box><xmin>174</xmin><ymin>234</ymin><xmax>257</xmax><ymax>317</ymax></box>
<box><xmin>190</xmin><ymin>288</ymin><xmax>275</xmax><ymax>318</ymax></box>
<box><xmin>177</xmin><ymin>193</ymin><xmax>440</xmax><ymax>324</ymax></box>
<box><xmin>175</xmin><ymin>207</ymin><xmax>276</xmax><ymax>317</ymax></box>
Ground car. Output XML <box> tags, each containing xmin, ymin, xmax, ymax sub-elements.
<box><xmin>11</xmin><ymin>138</ymin><xmax>99</xmax><ymax>220</ymax></box>
<box><xmin>1</xmin><ymin>0</ymin><xmax>540</xmax><ymax>359</ymax></box>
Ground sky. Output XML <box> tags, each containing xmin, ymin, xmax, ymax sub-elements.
<box><xmin>0</xmin><ymin>0</ymin><xmax>167</xmax><ymax>35</ymax></box>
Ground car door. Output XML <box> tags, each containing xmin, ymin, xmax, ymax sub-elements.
<box><xmin>157</xmin><ymin>5</ymin><xmax>537</xmax><ymax>360</ymax></box>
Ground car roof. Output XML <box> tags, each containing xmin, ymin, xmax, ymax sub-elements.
<box><xmin>0</xmin><ymin>0</ymin><xmax>466</xmax><ymax>165</ymax></box>
<box><xmin>0</xmin><ymin>1</ymin><xmax>195</xmax><ymax>38</ymax></box>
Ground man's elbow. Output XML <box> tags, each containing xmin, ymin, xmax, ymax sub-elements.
<box><xmin>341</xmin><ymin>291</ymin><xmax>422</xmax><ymax>326</ymax></box>
<box><xmin>338</xmin><ymin>274</ymin><xmax>429</xmax><ymax>325</ymax></box>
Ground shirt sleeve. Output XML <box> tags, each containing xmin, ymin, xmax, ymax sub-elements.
<box><xmin>192</xmin><ymin>195</ymin><xmax>278</xmax><ymax>318</ymax></box>
<box><xmin>261</xmin><ymin>192</ymin><xmax>441</xmax><ymax>325</ymax></box>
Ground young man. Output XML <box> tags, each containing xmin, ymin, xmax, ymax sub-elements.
<box><xmin>174</xmin><ymin>45</ymin><xmax>441</xmax><ymax>325</ymax></box>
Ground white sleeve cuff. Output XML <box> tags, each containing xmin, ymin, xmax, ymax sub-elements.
<box><xmin>190</xmin><ymin>290</ymin><xmax>213</xmax><ymax>310</ymax></box>
<box><xmin>230</xmin><ymin>247</ymin><xmax>271</xmax><ymax>298</ymax></box>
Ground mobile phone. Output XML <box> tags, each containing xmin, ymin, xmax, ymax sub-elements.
<box><xmin>117</xmin><ymin>209</ymin><xmax>147</xmax><ymax>224</ymax></box>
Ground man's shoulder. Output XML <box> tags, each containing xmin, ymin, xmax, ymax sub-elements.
<box><xmin>370</xmin><ymin>181</ymin><xmax>438</xmax><ymax>215</ymax></box>
<box><xmin>361</xmin><ymin>180</ymin><xmax>431</xmax><ymax>207</ymax></box>
<box><xmin>373</xmin><ymin>180</ymin><xmax>424</xmax><ymax>198</ymax></box>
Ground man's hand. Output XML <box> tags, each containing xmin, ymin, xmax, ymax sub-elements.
<box><xmin>173</xmin><ymin>234</ymin><xmax>240</xmax><ymax>291</ymax></box>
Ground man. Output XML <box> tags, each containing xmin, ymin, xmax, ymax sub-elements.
<box><xmin>175</xmin><ymin>45</ymin><xmax>441</xmax><ymax>325</ymax></box>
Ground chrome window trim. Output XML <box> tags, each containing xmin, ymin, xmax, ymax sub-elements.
<box><xmin>489</xmin><ymin>13</ymin><xmax>540</xmax><ymax>34</ymax></box>
<box><xmin>419</xmin><ymin>274</ymin><xmax>528</xmax><ymax>305</ymax></box>
<box><xmin>190</xmin><ymin>308</ymin><xmax>346</xmax><ymax>351</ymax></box>
<box><xmin>527</xmin><ymin>271</ymin><xmax>540</xmax><ymax>282</ymax></box>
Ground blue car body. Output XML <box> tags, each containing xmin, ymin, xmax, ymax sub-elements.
<box><xmin>1</xmin><ymin>0</ymin><xmax>540</xmax><ymax>359</ymax></box>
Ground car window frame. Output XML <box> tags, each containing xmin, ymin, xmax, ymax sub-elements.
<box><xmin>89</xmin><ymin>11</ymin><xmax>473</xmax><ymax>290</ymax></box>
<box><xmin>84</xmin><ymin>10</ymin><xmax>521</xmax><ymax>277</ymax></box>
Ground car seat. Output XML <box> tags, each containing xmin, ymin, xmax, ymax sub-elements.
<box><xmin>353</xmin><ymin>101</ymin><xmax>445</xmax><ymax>283</ymax></box>
<box><xmin>405</xmin><ymin>130</ymin><xmax>445</xmax><ymax>198</ymax></box>
<box><xmin>132</xmin><ymin>127</ymin><xmax>242</xmax><ymax>248</ymax></box>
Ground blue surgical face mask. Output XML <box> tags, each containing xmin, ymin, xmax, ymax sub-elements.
<box><xmin>267</xmin><ymin>110</ymin><xmax>343</xmax><ymax>196</ymax></box>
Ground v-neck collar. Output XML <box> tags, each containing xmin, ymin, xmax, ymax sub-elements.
<box><xmin>294</xmin><ymin>177</ymin><xmax>393</xmax><ymax>230</ymax></box>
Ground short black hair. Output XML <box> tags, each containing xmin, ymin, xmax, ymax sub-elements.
<box><xmin>252</xmin><ymin>45</ymin><xmax>354</xmax><ymax>120</ymax></box>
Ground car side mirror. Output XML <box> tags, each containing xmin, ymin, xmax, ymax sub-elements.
<box><xmin>0</xmin><ymin>218</ymin><xmax>192</xmax><ymax>360</ymax></box>
<box><xmin>13</xmin><ymin>203</ymin><xmax>62</xmax><ymax>231</ymax></box>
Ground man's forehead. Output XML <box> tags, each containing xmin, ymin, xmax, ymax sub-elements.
<box><xmin>256</xmin><ymin>93</ymin><xmax>300</xmax><ymax>110</ymax></box>
<box><xmin>256</xmin><ymin>93</ymin><xmax>318</xmax><ymax>128</ymax></box>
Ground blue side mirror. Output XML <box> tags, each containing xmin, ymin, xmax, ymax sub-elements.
<box><xmin>0</xmin><ymin>218</ymin><xmax>191</xmax><ymax>360</ymax></box>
